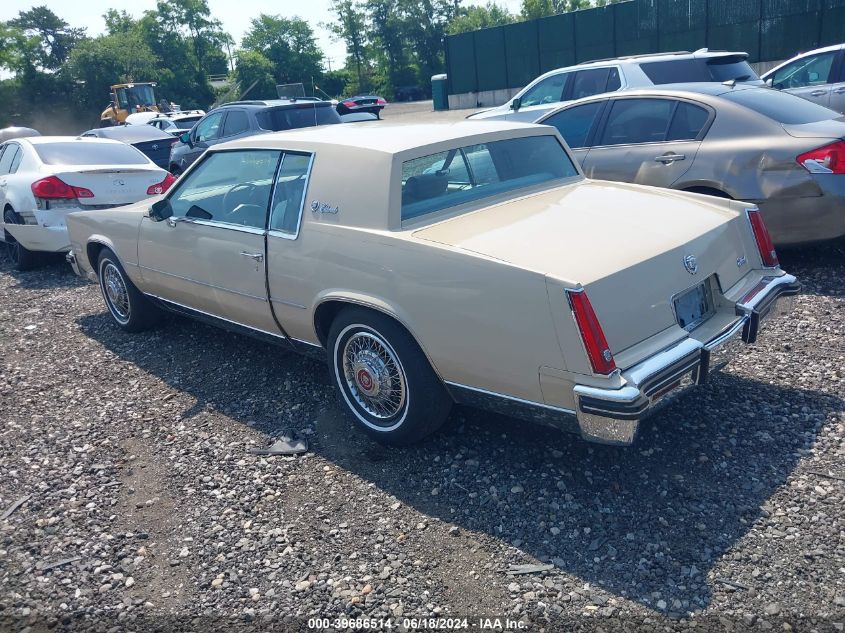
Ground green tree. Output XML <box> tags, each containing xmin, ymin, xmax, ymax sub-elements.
<box><xmin>234</xmin><ymin>49</ymin><xmax>277</xmax><ymax>100</ymax></box>
<box><xmin>103</xmin><ymin>10</ymin><xmax>137</xmax><ymax>36</ymax></box>
<box><xmin>242</xmin><ymin>14</ymin><xmax>324</xmax><ymax>86</ymax></box>
<box><xmin>9</xmin><ymin>5</ymin><xmax>86</xmax><ymax>71</ymax></box>
<box><xmin>325</xmin><ymin>0</ymin><xmax>370</xmax><ymax>93</ymax></box>
<box><xmin>447</xmin><ymin>2</ymin><xmax>515</xmax><ymax>34</ymax></box>
<box><xmin>65</xmin><ymin>30</ymin><xmax>159</xmax><ymax>118</ymax></box>
<box><xmin>367</xmin><ymin>0</ymin><xmax>411</xmax><ymax>95</ymax></box>
<box><xmin>401</xmin><ymin>0</ymin><xmax>456</xmax><ymax>93</ymax></box>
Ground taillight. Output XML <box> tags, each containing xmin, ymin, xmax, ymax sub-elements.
<box><xmin>342</xmin><ymin>100</ymin><xmax>357</xmax><ymax>108</ymax></box>
<box><xmin>377</xmin><ymin>98</ymin><xmax>387</xmax><ymax>105</ymax></box>
<box><xmin>746</xmin><ymin>208</ymin><xmax>779</xmax><ymax>268</ymax></box>
<box><xmin>147</xmin><ymin>173</ymin><xmax>177</xmax><ymax>195</ymax></box>
<box><xmin>797</xmin><ymin>140</ymin><xmax>845</xmax><ymax>174</ymax></box>
<box><xmin>566</xmin><ymin>288</ymin><xmax>617</xmax><ymax>375</ymax></box>
<box><xmin>31</xmin><ymin>176</ymin><xmax>93</xmax><ymax>199</ymax></box>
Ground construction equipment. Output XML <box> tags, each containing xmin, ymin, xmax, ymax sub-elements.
<box><xmin>99</xmin><ymin>83</ymin><xmax>159</xmax><ymax>127</ymax></box>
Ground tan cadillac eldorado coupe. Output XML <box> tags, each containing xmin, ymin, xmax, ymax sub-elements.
<box><xmin>65</xmin><ymin>122</ymin><xmax>799</xmax><ymax>446</ymax></box>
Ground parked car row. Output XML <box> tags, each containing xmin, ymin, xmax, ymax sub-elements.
<box><xmin>1</xmin><ymin>47</ymin><xmax>833</xmax><ymax>448</ymax></box>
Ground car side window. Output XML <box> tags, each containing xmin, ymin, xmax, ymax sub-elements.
<box><xmin>194</xmin><ymin>111</ymin><xmax>224</xmax><ymax>143</ymax></box>
<box><xmin>666</xmin><ymin>102</ymin><xmax>710</xmax><ymax>141</ymax></box>
<box><xmin>8</xmin><ymin>145</ymin><xmax>23</xmax><ymax>173</ymax></box>
<box><xmin>269</xmin><ymin>152</ymin><xmax>312</xmax><ymax>235</ymax></box>
<box><xmin>166</xmin><ymin>150</ymin><xmax>282</xmax><ymax>229</ymax></box>
<box><xmin>544</xmin><ymin>101</ymin><xmax>605</xmax><ymax>149</ymax></box>
<box><xmin>598</xmin><ymin>98</ymin><xmax>674</xmax><ymax>146</ymax></box>
<box><xmin>222</xmin><ymin>109</ymin><xmax>250</xmax><ymax>137</ymax></box>
<box><xmin>0</xmin><ymin>143</ymin><xmax>18</xmax><ymax>174</ymax></box>
<box><xmin>520</xmin><ymin>73</ymin><xmax>568</xmax><ymax>108</ymax></box>
<box><xmin>772</xmin><ymin>52</ymin><xmax>837</xmax><ymax>89</ymax></box>
<box><xmin>570</xmin><ymin>68</ymin><xmax>612</xmax><ymax>100</ymax></box>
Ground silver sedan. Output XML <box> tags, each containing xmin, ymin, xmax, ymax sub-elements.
<box><xmin>537</xmin><ymin>83</ymin><xmax>845</xmax><ymax>245</ymax></box>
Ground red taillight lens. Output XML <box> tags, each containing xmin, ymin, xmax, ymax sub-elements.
<box><xmin>342</xmin><ymin>100</ymin><xmax>357</xmax><ymax>108</ymax></box>
<box><xmin>566</xmin><ymin>289</ymin><xmax>616</xmax><ymax>375</ymax></box>
<box><xmin>377</xmin><ymin>98</ymin><xmax>387</xmax><ymax>105</ymax></box>
<box><xmin>31</xmin><ymin>176</ymin><xmax>93</xmax><ymax>199</ymax></box>
<box><xmin>747</xmin><ymin>208</ymin><xmax>779</xmax><ymax>268</ymax></box>
<box><xmin>797</xmin><ymin>140</ymin><xmax>845</xmax><ymax>174</ymax></box>
<box><xmin>147</xmin><ymin>173</ymin><xmax>177</xmax><ymax>195</ymax></box>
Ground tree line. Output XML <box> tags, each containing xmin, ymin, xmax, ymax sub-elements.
<box><xmin>0</xmin><ymin>0</ymin><xmax>622</xmax><ymax>131</ymax></box>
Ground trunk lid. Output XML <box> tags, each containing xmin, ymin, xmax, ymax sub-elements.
<box><xmin>782</xmin><ymin>119</ymin><xmax>845</xmax><ymax>140</ymax></box>
<box><xmin>52</xmin><ymin>167</ymin><xmax>166</xmax><ymax>206</ymax></box>
<box><xmin>413</xmin><ymin>181</ymin><xmax>752</xmax><ymax>353</ymax></box>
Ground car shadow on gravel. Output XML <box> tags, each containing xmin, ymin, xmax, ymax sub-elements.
<box><xmin>0</xmin><ymin>252</ymin><xmax>88</xmax><ymax>290</ymax></box>
<box><xmin>777</xmin><ymin>235</ymin><xmax>845</xmax><ymax>298</ymax></box>
<box><xmin>78</xmin><ymin>309</ymin><xmax>844</xmax><ymax>616</ymax></box>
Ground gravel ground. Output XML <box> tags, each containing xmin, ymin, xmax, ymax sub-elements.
<box><xmin>0</xmin><ymin>238</ymin><xmax>844</xmax><ymax>633</ymax></box>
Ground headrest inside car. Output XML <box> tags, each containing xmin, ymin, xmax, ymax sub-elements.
<box><xmin>404</xmin><ymin>173</ymin><xmax>448</xmax><ymax>201</ymax></box>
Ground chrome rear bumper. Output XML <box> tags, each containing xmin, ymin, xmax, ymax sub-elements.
<box><xmin>573</xmin><ymin>273</ymin><xmax>799</xmax><ymax>445</ymax></box>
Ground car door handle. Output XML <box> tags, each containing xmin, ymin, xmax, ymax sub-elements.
<box><xmin>240</xmin><ymin>251</ymin><xmax>264</xmax><ymax>262</ymax></box>
<box><xmin>834</xmin><ymin>87</ymin><xmax>845</xmax><ymax>94</ymax></box>
<box><xmin>655</xmin><ymin>154</ymin><xmax>685</xmax><ymax>163</ymax></box>
<box><xmin>810</xmin><ymin>89</ymin><xmax>828</xmax><ymax>97</ymax></box>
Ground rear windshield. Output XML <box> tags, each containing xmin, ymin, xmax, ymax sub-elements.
<box><xmin>256</xmin><ymin>104</ymin><xmax>341</xmax><ymax>131</ymax></box>
<box><xmin>34</xmin><ymin>142</ymin><xmax>149</xmax><ymax>165</ymax></box>
<box><xmin>640</xmin><ymin>57</ymin><xmax>759</xmax><ymax>84</ymax></box>
<box><xmin>174</xmin><ymin>117</ymin><xmax>202</xmax><ymax>129</ymax></box>
<box><xmin>722</xmin><ymin>88</ymin><xmax>839</xmax><ymax>124</ymax></box>
<box><xmin>401</xmin><ymin>135</ymin><xmax>578</xmax><ymax>221</ymax></box>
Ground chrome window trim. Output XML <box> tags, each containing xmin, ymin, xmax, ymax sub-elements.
<box><xmin>149</xmin><ymin>294</ymin><xmax>286</xmax><ymax>340</ymax></box>
<box><xmin>267</xmin><ymin>151</ymin><xmax>314</xmax><ymax>240</ymax></box>
<box><xmin>139</xmin><ymin>264</ymin><xmax>269</xmax><ymax>302</ymax></box>
<box><xmin>176</xmin><ymin>217</ymin><xmax>267</xmax><ymax>235</ymax></box>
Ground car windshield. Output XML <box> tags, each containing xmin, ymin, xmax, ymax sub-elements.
<box><xmin>125</xmin><ymin>85</ymin><xmax>156</xmax><ymax>107</ymax></box>
<box><xmin>640</xmin><ymin>57</ymin><xmax>759</xmax><ymax>84</ymax></box>
<box><xmin>34</xmin><ymin>142</ymin><xmax>150</xmax><ymax>165</ymax></box>
<box><xmin>256</xmin><ymin>105</ymin><xmax>341</xmax><ymax>131</ymax></box>
<box><xmin>722</xmin><ymin>88</ymin><xmax>840</xmax><ymax>124</ymax></box>
<box><xmin>401</xmin><ymin>135</ymin><xmax>578</xmax><ymax>221</ymax></box>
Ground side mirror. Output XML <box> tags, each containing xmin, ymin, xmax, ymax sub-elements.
<box><xmin>765</xmin><ymin>77</ymin><xmax>773</xmax><ymax>87</ymax></box>
<box><xmin>511</xmin><ymin>97</ymin><xmax>522</xmax><ymax>111</ymax></box>
<box><xmin>149</xmin><ymin>198</ymin><xmax>173</xmax><ymax>221</ymax></box>
<box><xmin>179</xmin><ymin>132</ymin><xmax>191</xmax><ymax>145</ymax></box>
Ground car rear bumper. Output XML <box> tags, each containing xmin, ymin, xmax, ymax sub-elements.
<box><xmin>3</xmin><ymin>224</ymin><xmax>70</xmax><ymax>253</ymax></box>
<box><xmin>572</xmin><ymin>273</ymin><xmax>800</xmax><ymax>445</ymax></box>
<box><xmin>759</xmin><ymin>175</ymin><xmax>845</xmax><ymax>245</ymax></box>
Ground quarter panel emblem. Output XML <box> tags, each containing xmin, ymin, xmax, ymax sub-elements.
<box><xmin>151</xmin><ymin>144</ymin><xmax>159</xmax><ymax>150</ymax></box>
<box><xmin>683</xmin><ymin>254</ymin><xmax>698</xmax><ymax>275</ymax></box>
<box><xmin>310</xmin><ymin>200</ymin><xmax>339</xmax><ymax>214</ymax></box>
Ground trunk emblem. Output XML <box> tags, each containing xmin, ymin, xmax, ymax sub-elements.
<box><xmin>683</xmin><ymin>254</ymin><xmax>698</xmax><ymax>275</ymax></box>
<box><xmin>737</xmin><ymin>255</ymin><xmax>747</xmax><ymax>268</ymax></box>
<box><xmin>113</xmin><ymin>179</ymin><xmax>125</xmax><ymax>186</ymax></box>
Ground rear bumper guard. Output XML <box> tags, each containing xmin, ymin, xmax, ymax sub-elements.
<box><xmin>573</xmin><ymin>273</ymin><xmax>799</xmax><ymax>446</ymax></box>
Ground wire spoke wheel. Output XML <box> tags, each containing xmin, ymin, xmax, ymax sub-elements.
<box><xmin>102</xmin><ymin>262</ymin><xmax>131</xmax><ymax>323</ymax></box>
<box><xmin>341</xmin><ymin>331</ymin><xmax>407</xmax><ymax>423</ymax></box>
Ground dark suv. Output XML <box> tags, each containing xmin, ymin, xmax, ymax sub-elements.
<box><xmin>169</xmin><ymin>100</ymin><xmax>341</xmax><ymax>174</ymax></box>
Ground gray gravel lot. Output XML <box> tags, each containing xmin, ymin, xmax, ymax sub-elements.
<box><xmin>0</xmin><ymin>103</ymin><xmax>845</xmax><ymax>631</ymax></box>
<box><xmin>1</xmin><ymin>233</ymin><xmax>844</xmax><ymax>633</ymax></box>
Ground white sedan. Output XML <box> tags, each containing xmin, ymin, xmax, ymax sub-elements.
<box><xmin>0</xmin><ymin>136</ymin><xmax>175</xmax><ymax>270</ymax></box>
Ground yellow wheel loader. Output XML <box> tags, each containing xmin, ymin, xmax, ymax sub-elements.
<box><xmin>99</xmin><ymin>83</ymin><xmax>160</xmax><ymax>126</ymax></box>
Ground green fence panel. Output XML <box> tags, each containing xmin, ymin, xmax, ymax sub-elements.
<box><xmin>761</xmin><ymin>13</ymin><xmax>822</xmax><ymax>60</ymax></box>
<box><xmin>763</xmin><ymin>0</ymin><xmax>821</xmax><ymax>17</ymax></box>
<box><xmin>474</xmin><ymin>27</ymin><xmax>508</xmax><ymax>91</ymax></box>
<box><xmin>446</xmin><ymin>0</ymin><xmax>845</xmax><ymax>94</ymax></box>
<box><xmin>538</xmin><ymin>13</ymin><xmax>576</xmax><ymax>73</ymax></box>
<box><xmin>574</xmin><ymin>5</ymin><xmax>616</xmax><ymax>63</ymax></box>
<box><xmin>821</xmin><ymin>5</ymin><xmax>845</xmax><ymax>44</ymax></box>
<box><xmin>505</xmin><ymin>21</ymin><xmax>540</xmax><ymax>88</ymax></box>
<box><xmin>446</xmin><ymin>32</ymin><xmax>477</xmax><ymax>94</ymax></box>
